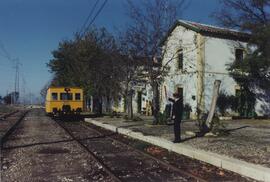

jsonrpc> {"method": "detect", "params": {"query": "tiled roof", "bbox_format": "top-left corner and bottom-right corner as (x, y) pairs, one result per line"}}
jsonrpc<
(160, 20), (251, 45)
(178, 20), (251, 41)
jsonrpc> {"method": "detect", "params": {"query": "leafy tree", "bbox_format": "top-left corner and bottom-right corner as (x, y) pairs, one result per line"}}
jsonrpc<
(40, 81), (51, 103)
(47, 28), (123, 113)
(216, 91), (238, 116)
(214, 0), (270, 115)
(213, 0), (269, 31)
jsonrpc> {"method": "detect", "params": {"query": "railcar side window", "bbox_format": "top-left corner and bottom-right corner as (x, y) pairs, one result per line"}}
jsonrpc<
(75, 93), (81, 100)
(51, 93), (58, 100)
(60, 93), (73, 100)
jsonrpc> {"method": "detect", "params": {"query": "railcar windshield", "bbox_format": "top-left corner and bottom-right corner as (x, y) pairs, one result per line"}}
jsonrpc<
(60, 93), (73, 100)
(75, 93), (81, 100)
(51, 93), (58, 100)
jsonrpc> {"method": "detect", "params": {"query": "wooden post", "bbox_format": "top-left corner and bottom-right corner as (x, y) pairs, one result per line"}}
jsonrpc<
(127, 90), (133, 119)
(206, 80), (221, 129)
(90, 96), (94, 112)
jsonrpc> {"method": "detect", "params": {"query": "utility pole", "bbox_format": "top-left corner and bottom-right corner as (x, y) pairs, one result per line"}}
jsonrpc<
(13, 59), (21, 105)
(14, 62), (18, 104)
(22, 76), (26, 106)
(6, 90), (8, 104)
(30, 92), (33, 105)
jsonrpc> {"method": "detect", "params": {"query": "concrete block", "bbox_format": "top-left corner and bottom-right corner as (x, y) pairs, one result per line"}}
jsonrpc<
(264, 172), (270, 182)
(192, 149), (222, 167)
(222, 157), (270, 181)
(148, 136), (173, 150)
(85, 119), (117, 132)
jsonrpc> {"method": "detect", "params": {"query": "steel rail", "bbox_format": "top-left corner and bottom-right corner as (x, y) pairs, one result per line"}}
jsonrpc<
(0, 110), (29, 148)
(54, 119), (122, 182)
(0, 110), (29, 182)
(0, 110), (19, 120)
(81, 122), (208, 182)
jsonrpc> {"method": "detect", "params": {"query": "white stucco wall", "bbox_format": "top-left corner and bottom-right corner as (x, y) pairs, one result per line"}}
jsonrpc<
(161, 26), (198, 115)
(253, 88), (270, 116)
(203, 37), (247, 110)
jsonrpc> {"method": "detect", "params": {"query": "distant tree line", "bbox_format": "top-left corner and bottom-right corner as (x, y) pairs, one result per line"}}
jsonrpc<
(0, 92), (19, 105)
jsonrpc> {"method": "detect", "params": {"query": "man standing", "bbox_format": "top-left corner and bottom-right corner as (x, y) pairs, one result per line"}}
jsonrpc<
(172, 92), (183, 143)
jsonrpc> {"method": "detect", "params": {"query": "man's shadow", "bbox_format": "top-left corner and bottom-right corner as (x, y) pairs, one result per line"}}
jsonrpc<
(180, 125), (250, 142)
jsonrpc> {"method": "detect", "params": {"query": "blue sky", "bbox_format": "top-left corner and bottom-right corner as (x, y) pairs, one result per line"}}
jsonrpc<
(0, 0), (220, 98)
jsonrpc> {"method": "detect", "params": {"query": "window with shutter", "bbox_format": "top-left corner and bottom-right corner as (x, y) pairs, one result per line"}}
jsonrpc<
(178, 49), (183, 70)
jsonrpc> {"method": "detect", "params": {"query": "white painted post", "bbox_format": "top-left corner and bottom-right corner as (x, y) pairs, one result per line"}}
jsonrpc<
(206, 80), (221, 129)
(90, 96), (94, 112)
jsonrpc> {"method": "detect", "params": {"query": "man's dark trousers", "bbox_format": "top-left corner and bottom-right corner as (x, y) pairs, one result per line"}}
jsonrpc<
(174, 119), (181, 141)
(172, 98), (183, 141)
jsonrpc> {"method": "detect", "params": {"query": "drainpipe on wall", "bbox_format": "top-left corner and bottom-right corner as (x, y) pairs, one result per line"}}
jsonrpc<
(196, 33), (206, 118)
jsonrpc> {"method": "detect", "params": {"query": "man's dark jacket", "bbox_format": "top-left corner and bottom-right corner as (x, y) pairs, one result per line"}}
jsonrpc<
(172, 98), (183, 121)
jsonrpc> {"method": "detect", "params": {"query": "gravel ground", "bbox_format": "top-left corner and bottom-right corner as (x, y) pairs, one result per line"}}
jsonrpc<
(0, 111), (25, 138)
(1, 109), (115, 182)
(0, 105), (15, 115)
(92, 116), (270, 168)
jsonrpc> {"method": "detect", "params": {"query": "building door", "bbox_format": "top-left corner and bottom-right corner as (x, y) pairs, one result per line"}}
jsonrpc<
(177, 87), (183, 98)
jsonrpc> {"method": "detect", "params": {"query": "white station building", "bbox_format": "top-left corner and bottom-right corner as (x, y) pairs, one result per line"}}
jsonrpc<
(160, 20), (268, 118)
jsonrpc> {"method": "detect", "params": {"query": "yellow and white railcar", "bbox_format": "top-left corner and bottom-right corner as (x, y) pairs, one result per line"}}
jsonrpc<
(45, 87), (83, 115)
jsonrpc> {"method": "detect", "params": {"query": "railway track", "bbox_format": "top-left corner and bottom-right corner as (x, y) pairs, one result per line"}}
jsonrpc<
(0, 109), (29, 182)
(0, 110), (18, 120)
(54, 118), (122, 182)
(0, 110), (28, 148)
(83, 123), (253, 182)
(56, 119), (207, 182)
(81, 123), (207, 182)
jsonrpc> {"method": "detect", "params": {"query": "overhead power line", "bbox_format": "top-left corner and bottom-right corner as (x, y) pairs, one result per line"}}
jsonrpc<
(81, 0), (108, 37)
(79, 0), (100, 36)
(0, 41), (12, 61)
(0, 40), (23, 104)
